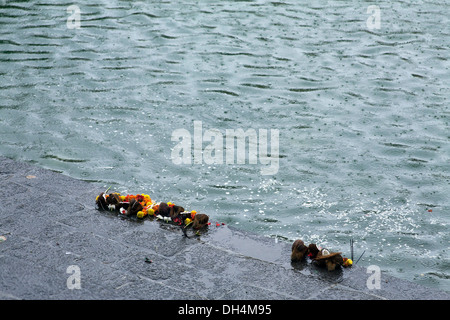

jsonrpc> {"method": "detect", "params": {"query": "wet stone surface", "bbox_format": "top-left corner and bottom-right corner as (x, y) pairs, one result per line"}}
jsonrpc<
(0, 156), (449, 300)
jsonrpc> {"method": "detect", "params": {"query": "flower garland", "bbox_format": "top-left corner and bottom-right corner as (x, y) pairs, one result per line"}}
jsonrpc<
(95, 191), (224, 232)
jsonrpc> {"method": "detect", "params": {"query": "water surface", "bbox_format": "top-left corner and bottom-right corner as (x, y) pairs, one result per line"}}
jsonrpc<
(0, 0), (449, 292)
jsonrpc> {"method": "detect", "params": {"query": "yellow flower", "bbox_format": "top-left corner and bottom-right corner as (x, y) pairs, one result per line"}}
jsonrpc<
(147, 208), (155, 216)
(137, 211), (145, 219)
(120, 196), (126, 201)
(185, 218), (192, 225)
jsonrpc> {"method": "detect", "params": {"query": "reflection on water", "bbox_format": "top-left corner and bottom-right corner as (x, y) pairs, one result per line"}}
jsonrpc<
(0, 0), (449, 292)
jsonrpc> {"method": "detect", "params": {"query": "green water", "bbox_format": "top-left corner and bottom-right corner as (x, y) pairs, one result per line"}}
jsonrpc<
(0, 0), (449, 292)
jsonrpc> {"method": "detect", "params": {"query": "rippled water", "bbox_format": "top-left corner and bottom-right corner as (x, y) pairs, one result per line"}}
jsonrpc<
(1, 0), (449, 292)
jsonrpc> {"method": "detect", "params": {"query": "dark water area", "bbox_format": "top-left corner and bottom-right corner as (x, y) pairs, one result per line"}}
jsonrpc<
(0, 0), (449, 292)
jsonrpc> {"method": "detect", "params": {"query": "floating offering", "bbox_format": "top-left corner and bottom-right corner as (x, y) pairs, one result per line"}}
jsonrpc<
(94, 190), (224, 237)
(291, 240), (353, 271)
